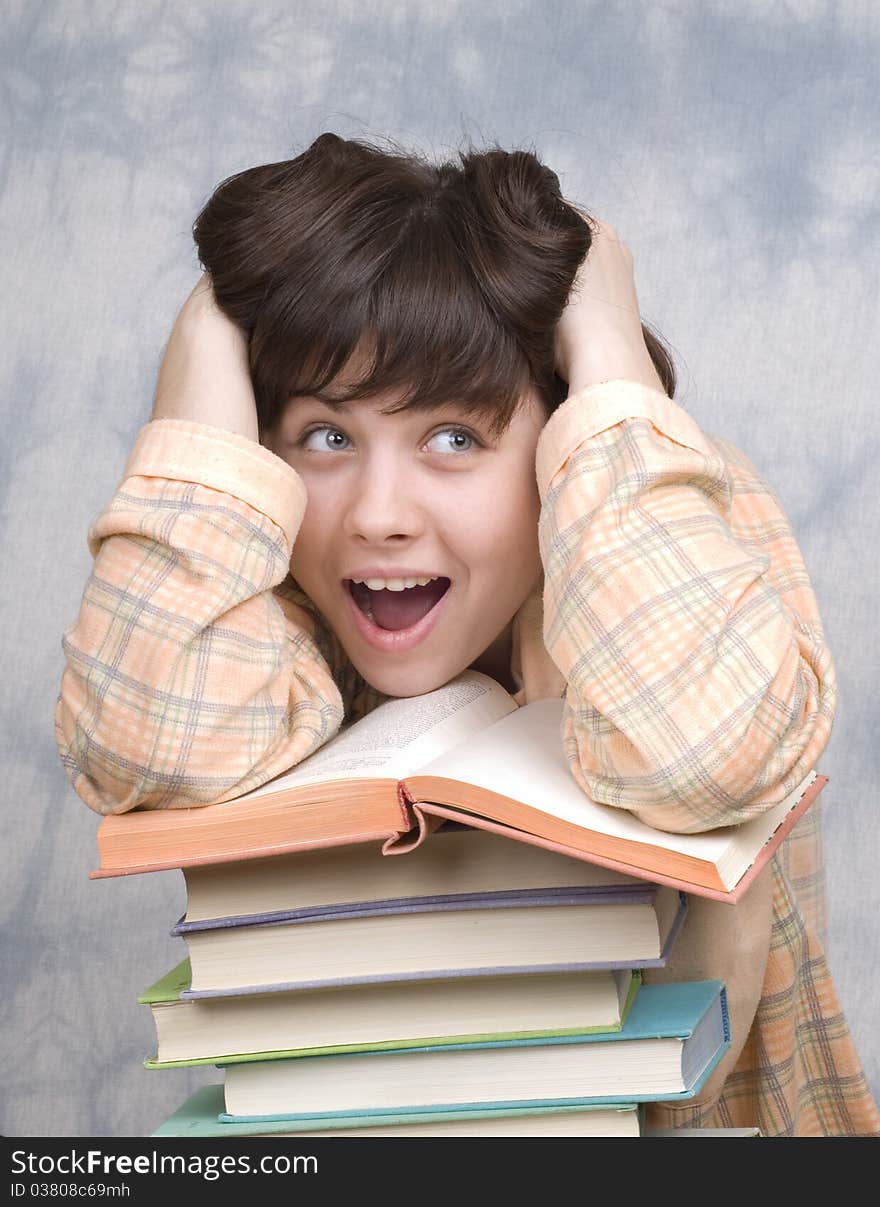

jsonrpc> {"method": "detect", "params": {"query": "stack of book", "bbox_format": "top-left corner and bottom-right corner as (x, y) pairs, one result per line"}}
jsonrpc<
(89, 671), (824, 1138)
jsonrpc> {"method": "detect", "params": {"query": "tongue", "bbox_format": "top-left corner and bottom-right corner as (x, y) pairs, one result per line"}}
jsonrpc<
(359, 580), (449, 631)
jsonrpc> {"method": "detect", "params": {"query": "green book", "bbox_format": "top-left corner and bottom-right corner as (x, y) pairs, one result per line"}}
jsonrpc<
(139, 958), (641, 1068)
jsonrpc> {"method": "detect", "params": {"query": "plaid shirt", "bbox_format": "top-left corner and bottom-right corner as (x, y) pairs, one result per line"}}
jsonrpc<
(56, 381), (879, 1136)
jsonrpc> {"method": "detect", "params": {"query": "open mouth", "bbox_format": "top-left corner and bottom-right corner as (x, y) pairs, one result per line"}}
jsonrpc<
(346, 577), (452, 632)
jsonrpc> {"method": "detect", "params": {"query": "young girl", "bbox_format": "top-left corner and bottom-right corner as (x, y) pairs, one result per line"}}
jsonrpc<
(55, 132), (879, 1137)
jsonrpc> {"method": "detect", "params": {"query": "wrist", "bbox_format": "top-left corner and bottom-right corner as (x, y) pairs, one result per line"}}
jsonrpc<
(565, 345), (665, 397)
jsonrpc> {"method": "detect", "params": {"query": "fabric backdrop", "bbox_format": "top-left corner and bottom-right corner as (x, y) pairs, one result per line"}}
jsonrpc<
(2, 0), (877, 1137)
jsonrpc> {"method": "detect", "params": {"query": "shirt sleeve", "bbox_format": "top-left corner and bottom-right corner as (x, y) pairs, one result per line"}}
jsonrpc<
(54, 418), (344, 815)
(535, 380), (837, 834)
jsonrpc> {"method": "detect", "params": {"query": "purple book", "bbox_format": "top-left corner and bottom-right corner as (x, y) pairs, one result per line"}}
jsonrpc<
(170, 887), (688, 1000)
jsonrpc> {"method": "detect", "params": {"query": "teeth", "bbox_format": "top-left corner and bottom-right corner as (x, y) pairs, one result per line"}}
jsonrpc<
(353, 576), (438, 591)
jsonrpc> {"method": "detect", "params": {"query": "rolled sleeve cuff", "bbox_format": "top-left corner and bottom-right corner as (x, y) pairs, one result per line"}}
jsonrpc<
(121, 418), (307, 548)
(535, 379), (715, 498)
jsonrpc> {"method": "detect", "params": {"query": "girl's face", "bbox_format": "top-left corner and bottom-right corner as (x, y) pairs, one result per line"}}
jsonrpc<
(266, 388), (548, 698)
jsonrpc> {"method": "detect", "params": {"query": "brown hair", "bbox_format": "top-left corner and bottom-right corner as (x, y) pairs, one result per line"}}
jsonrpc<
(192, 132), (676, 440)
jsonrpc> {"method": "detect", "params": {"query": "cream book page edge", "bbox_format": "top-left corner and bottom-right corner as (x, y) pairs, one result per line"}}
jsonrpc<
(411, 699), (817, 884)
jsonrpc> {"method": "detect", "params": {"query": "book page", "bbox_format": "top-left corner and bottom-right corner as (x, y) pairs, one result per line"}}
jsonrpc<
(243, 672), (517, 799)
(414, 699), (816, 880)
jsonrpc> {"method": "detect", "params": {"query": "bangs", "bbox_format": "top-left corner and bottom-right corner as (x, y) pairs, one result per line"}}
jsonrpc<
(199, 136), (674, 446)
(255, 196), (560, 439)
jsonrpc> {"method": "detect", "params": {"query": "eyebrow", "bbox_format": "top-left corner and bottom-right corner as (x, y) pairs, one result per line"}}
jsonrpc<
(289, 393), (474, 418)
(288, 393), (353, 413)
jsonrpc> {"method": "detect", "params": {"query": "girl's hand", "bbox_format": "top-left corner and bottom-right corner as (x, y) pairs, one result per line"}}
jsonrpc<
(554, 214), (665, 395)
(151, 272), (260, 441)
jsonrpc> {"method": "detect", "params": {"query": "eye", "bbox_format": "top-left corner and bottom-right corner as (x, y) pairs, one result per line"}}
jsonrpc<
(297, 425), (351, 452)
(425, 426), (481, 455)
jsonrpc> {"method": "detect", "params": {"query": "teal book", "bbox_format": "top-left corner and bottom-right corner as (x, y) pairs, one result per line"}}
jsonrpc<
(153, 1084), (643, 1137)
(218, 980), (729, 1121)
(139, 959), (641, 1068)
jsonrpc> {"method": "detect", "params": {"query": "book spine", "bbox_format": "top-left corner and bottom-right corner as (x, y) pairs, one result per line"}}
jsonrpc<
(380, 782), (438, 855)
(659, 893), (689, 962)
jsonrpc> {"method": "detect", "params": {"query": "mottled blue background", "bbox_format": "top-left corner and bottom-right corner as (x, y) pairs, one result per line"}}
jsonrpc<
(2, 0), (877, 1135)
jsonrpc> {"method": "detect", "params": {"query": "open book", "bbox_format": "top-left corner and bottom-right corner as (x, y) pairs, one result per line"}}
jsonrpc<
(91, 671), (825, 902)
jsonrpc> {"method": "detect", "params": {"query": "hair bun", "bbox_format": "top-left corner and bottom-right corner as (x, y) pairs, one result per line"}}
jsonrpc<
(453, 147), (592, 368)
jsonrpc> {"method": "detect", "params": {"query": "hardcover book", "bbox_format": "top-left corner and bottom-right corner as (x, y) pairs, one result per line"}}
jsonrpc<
(218, 979), (730, 1119)
(139, 960), (641, 1067)
(177, 824), (659, 927)
(91, 672), (824, 903)
(172, 883), (686, 996)
(152, 1084), (643, 1137)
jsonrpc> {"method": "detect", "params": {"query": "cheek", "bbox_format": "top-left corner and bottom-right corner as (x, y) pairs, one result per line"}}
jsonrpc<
(496, 472), (541, 543)
(462, 482), (542, 579)
(288, 494), (333, 583)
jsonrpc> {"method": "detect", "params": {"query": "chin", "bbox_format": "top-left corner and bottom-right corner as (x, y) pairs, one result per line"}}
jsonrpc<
(356, 659), (469, 700)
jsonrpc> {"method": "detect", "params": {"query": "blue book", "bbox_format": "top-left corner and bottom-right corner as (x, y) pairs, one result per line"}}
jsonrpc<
(218, 980), (729, 1121)
(152, 1084), (643, 1137)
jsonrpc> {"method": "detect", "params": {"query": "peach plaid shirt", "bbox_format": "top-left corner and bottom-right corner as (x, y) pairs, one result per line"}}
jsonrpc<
(56, 381), (879, 1136)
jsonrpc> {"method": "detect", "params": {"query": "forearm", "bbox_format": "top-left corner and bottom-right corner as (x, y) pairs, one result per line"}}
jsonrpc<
(554, 216), (667, 399)
(537, 381), (836, 833)
(56, 420), (343, 814)
(151, 274), (260, 441)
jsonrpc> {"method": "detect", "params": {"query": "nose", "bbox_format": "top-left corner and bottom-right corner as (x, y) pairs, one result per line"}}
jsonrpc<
(342, 455), (426, 545)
